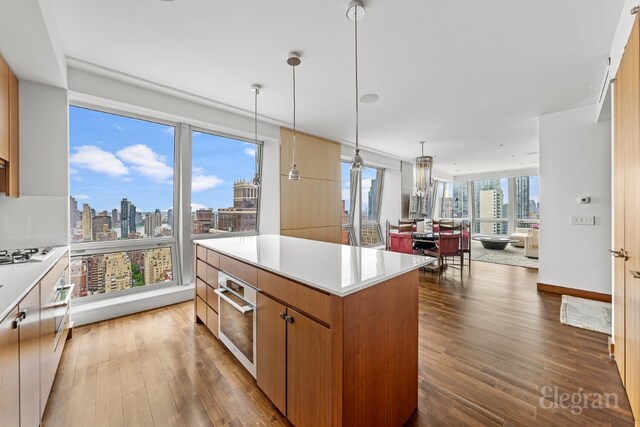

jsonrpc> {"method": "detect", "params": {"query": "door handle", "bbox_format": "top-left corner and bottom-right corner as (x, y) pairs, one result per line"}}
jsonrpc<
(610, 249), (628, 260)
(631, 270), (640, 279)
(12, 310), (26, 329)
(285, 315), (295, 324)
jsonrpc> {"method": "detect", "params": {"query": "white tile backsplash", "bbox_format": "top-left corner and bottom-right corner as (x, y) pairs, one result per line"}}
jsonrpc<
(0, 195), (69, 249)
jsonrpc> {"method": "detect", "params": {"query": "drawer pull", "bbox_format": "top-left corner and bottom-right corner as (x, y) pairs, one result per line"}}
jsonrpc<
(631, 270), (640, 279)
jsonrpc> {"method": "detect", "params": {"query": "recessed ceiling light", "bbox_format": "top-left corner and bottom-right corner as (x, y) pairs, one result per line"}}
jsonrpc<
(526, 151), (538, 155)
(511, 155), (516, 157)
(360, 93), (379, 103)
(499, 144), (504, 147)
(161, 0), (175, 2)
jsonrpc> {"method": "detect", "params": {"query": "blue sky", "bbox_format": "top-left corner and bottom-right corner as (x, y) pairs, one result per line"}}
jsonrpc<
(341, 162), (378, 214)
(69, 106), (256, 213)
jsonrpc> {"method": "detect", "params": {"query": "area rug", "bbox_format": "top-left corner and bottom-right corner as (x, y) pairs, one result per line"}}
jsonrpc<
(560, 295), (611, 335)
(469, 240), (538, 269)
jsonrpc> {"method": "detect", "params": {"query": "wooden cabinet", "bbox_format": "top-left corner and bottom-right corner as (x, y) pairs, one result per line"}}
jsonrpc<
(257, 294), (331, 426)
(194, 244), (221, 338)
(0, 306), (20, 427)
(256, 293), (287, 414)
(19, 284), (41, 427)
(0, 55), (19, 197)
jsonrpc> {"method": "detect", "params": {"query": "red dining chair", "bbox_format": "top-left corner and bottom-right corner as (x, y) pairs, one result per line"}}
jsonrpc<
(425, 233), (461, 282)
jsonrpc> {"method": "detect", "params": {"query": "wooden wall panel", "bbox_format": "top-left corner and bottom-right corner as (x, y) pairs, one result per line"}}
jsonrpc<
(280, 128), (341, 181)
(280, 127), (342, 244)
(0, 57), (8, 162)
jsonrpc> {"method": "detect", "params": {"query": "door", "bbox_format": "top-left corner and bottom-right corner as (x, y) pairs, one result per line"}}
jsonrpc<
(0, 306), (20, 427)
(614, 14), (640, 421)
(286, 307), (330, 427)
(623, 17), (640, 419)
(19, 284), (41, 427)
(256, 293), (286, 414)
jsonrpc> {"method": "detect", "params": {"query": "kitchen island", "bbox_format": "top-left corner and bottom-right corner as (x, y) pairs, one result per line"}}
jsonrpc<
(194, 234), (434, 427)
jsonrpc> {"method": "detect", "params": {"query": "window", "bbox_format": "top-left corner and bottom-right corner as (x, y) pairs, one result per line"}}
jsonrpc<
(472, 178), (509, 235)
(433, 181), (469, 219)
(70, 246), (174, 299)
(341, 162), (384, 246)
(515, 175), (540, 228)
(191, 130), (261, 235)
(69, 106), (175, 242)
(68, 106), (177, 300)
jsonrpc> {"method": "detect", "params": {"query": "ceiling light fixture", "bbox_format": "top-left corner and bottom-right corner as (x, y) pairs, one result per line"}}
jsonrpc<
(414, 141), (433, 198)
(251, 84), (262, 186)
(360, 93), (379, 103)
(287, 52), (301, 181)
(347, 0), (365, 172)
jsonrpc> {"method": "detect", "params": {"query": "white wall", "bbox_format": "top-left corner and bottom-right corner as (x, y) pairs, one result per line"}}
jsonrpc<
(0, 80), (69, 248)
(538, 104), (612, 294)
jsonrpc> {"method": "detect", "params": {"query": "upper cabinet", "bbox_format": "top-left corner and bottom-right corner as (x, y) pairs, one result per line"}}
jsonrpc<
(0, 55), (19, 197)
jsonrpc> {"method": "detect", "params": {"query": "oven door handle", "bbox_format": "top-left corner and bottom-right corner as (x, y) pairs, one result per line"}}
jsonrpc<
(52, 284), (75, 309)
(214, 287), (254, 314)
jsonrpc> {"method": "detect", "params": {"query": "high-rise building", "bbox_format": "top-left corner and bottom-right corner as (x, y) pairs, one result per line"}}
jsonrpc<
(479, 189), (504, 235)
(88, 254), (105, 294)
(91, 212), (112, 240)
(154, 209), (162, 236)
(81, 203), (92, 241)
(193, 209), (214, 234)
(69, 196), (78, 228)
(112, 208), (119, 224)
(103, 252), (133, 293)
(367, 178), (379, 221)
(216, 180), (258, 232)
(144, 212), (162, 237)
(144, 248), (173, 285)
(129, 203), (137, 237)
(70, 257), (88, 298)
(451, 183), (468, 218)
(167, 208), (173, 227)
(121, 198), (130, 238)
(515, 176), (530, 220)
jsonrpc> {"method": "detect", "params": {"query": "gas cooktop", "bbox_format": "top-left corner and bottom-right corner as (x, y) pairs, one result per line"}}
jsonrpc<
(0, 247), (54, 265)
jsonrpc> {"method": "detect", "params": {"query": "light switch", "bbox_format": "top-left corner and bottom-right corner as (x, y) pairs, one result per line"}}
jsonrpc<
(570, 216), (595, 225)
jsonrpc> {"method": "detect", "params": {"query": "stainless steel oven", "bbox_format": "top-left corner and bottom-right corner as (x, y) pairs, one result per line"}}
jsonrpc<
(51, 271), (73, 351)
(215, 272), (257, 377)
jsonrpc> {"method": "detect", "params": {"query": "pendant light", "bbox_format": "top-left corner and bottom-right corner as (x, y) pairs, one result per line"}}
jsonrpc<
(347, 0), (365, 171)
(414, 141), (433, 197)
(287, 52), (301, 181)
(251, 84), (262, 186)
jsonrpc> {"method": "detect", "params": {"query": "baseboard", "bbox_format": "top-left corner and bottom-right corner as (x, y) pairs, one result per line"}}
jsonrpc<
(536, 282), (612, 303)
(71, 284), (195, 326)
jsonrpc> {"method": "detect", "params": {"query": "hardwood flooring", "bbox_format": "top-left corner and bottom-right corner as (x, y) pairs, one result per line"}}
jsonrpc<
(42, 261), (635, 427)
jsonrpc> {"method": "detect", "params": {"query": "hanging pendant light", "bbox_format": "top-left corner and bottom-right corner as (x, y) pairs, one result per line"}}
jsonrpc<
(347, 0), (365, 171)
(287, 52), (301, 181)
(414, 141), (433, 197)
(251, 84), (262, 186)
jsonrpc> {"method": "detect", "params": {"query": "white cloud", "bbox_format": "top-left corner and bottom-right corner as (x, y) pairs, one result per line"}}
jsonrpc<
(191, 203), (209, 211)
(243, 147), (256, 157)
(163, 127), (174, 135)
(116, 144), (173, 182)
(74, 194), (90, 200)
(69, 168), (79, 175)
(113, 124), (125, 131)
(192, 172), (223, 192)
(70, 145), (129, 177)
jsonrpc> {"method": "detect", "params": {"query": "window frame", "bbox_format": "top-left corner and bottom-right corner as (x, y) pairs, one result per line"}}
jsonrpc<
(189, 125), (264, 238)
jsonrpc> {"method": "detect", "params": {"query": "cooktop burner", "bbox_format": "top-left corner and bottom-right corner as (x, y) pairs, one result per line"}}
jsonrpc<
(0, 247), (53, 265)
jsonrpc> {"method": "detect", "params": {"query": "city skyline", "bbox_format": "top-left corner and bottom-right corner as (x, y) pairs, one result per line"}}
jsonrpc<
(69, 106), (258, 213)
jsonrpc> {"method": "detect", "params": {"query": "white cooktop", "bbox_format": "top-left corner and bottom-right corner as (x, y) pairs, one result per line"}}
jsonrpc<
(196, 234), (434, 297)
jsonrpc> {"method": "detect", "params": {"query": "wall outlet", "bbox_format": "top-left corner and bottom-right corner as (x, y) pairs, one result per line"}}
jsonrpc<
(570, 216), (595, 225)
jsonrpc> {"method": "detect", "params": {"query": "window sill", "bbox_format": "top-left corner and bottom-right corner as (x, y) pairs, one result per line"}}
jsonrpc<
(71, 284), (194, 326)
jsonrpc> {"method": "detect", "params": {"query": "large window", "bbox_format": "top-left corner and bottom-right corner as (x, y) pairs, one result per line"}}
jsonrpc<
(191, 130), (261, 235)
(515, 175), (540, 228)
(69, 106), (177, 300)
(341, 162), (384, 246)
(69, 106), (175, 242)
(433, 181), (469, 219)
(472, 178), (509, 235)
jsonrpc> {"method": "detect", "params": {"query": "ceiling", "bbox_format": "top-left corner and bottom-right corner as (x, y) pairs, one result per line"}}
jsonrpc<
(50, 0), (623, 175)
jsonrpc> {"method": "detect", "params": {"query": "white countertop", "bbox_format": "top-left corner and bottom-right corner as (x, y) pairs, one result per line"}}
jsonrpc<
(0, 247), (68, 321)
(197, 235), (434, 296)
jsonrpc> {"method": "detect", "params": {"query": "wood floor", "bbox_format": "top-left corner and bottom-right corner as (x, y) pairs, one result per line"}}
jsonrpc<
(42, 261), (635, 427)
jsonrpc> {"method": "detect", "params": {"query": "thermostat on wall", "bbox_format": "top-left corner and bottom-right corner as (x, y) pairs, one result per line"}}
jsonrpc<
(578, 196), (591, 204)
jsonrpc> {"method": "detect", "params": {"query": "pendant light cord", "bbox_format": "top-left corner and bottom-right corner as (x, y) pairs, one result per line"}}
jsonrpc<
(254, 89), (259, 179)
(292, 64), (297, 166)
(354, 7), (359, 152)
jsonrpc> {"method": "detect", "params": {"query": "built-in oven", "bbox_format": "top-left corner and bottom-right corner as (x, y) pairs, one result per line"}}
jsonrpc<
(50, 269), (74, 351)
(215, 272), (257, 377)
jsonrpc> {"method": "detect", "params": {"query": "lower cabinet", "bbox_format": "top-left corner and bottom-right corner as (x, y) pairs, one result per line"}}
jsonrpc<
(19, 284), (41, 427)
(256, 293), (331, 426)
(0, 306), (20, 427)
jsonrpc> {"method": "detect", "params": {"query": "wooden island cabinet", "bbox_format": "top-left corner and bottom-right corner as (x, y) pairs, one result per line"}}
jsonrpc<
(195, 235), (433, 427)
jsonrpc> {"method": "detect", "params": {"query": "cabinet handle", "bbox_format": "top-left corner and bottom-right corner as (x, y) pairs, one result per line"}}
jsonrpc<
(279, 312), (287, 320)
(285, 315), (295, 324)
(12, 310), (26, 329)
